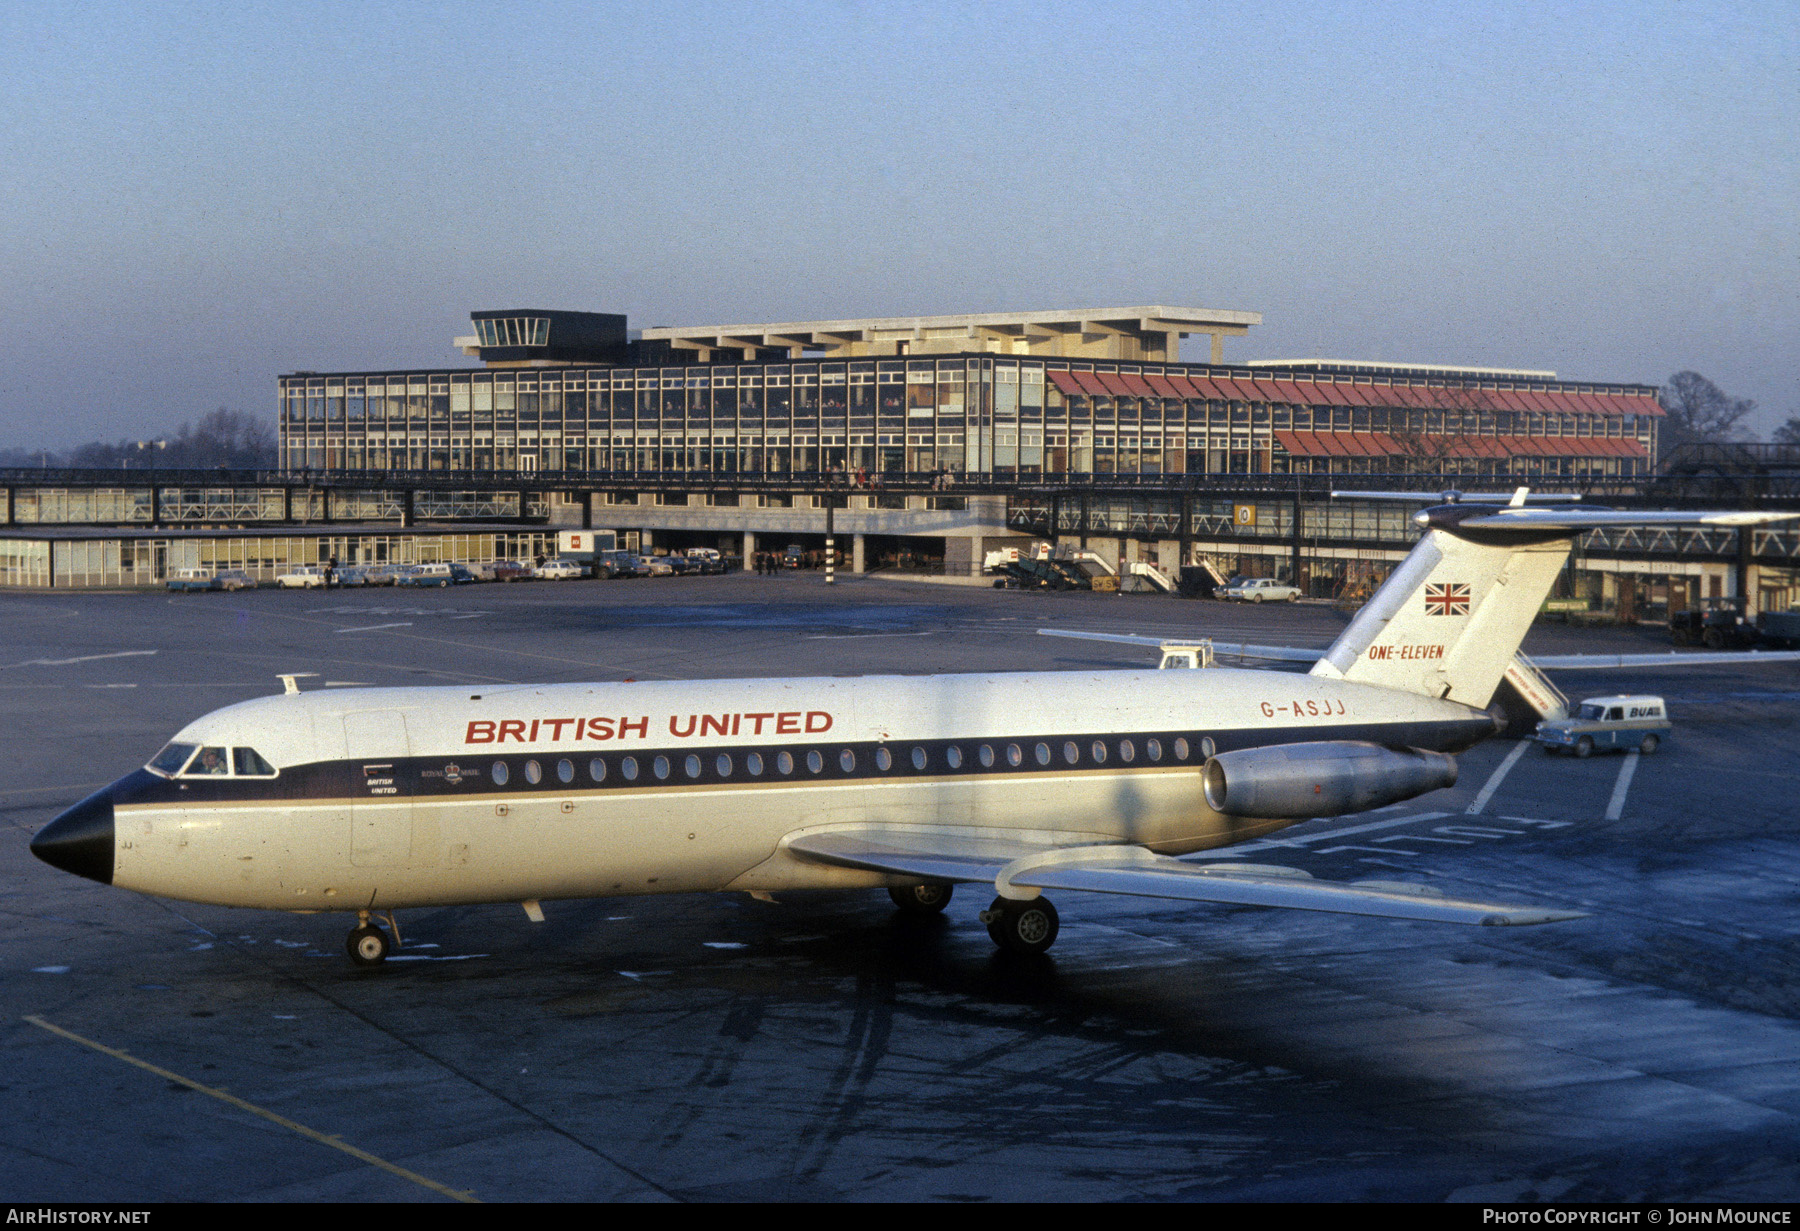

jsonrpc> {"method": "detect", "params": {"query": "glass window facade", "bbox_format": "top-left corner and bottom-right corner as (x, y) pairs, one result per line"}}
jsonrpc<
(281, 358), (1659, 482)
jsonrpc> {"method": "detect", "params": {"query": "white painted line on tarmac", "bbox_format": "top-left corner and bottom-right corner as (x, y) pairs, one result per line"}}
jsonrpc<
(1605, 750), (1640, 821)
(1186, 812), (1452, 858)
(1466, 739), (1532, 815)
(9, 650), (158, 668)
(335, 623), (414, 634)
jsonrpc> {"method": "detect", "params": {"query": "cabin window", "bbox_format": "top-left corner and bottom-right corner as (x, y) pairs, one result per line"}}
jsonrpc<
(1007, 744), (1022, 767)
(1036, 742), (1051, 766)
(876, 747), (892, 771)
(946, 746), (963, 769)
(148, 742), (198, 776)
(1063, 741), (1080, 765)
(653, 756), (671, 780)
(978, 745), (994, 767)
(1146, 739), (1163, 762)
(588, 758), (607, 782)
(911, 747), (927, 770)
(777, 752), (794, 775)
(746, 752), (765, 775)
(839, 750), (855, 772)
(233, 748), (277, 776)
(491, 761), (509, 785)
(621, 757), (640, 781)
(1090, 740), (1108, 763)
(716, 754), (733, 776)
(685, 755), (702, 778)
(1175, 738), (1192, 760)
(524, 760), (542, 785)
(1606, 707), (1623, 721)
(806, 750), (824, 774)
(1200, 737), (1216, 758)
(556, 758), (574, 784)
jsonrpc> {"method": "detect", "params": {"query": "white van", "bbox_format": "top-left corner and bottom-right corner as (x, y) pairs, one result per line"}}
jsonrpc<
(276, 566), (327, 589)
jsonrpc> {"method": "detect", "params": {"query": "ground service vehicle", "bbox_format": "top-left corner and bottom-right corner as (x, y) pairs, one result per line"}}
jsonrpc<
(1535, 695), (1671, 757)
(33, 491), (1800, 967)
(165, 568), (218, 593)
(1670, 597), (1759, 649)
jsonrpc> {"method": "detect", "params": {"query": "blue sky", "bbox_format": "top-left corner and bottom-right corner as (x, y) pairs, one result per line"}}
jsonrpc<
(1, 0), (1793, 446)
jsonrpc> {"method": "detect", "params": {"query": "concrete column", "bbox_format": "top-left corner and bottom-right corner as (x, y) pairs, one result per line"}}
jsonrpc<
(853, 533), (866, 574)
(743, 530), (756, 566)
(968, 535), (984, 577)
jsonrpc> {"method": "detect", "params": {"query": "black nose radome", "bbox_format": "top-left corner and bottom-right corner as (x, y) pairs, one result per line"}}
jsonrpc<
(32, 788), (115, 885)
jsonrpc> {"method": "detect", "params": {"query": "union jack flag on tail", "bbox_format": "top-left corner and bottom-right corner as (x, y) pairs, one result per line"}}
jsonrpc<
(1424, 582), (1470, 616)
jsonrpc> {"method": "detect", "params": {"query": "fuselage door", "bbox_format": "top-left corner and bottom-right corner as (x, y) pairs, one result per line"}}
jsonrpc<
(344, 711), (417, 868)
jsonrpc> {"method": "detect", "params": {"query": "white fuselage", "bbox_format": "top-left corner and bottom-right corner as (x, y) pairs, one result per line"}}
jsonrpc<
(107, 669), (1491, 913)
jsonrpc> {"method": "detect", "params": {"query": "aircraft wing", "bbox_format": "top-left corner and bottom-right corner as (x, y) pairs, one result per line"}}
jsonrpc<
(785, 829), (1583, 927)
(1526, 650), (1800, 669)
(1038, 628), (1800, 673)
(1035, 628), (1325, 663)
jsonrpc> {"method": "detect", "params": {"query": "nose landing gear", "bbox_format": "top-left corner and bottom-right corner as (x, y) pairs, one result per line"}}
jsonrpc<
(346, 910), (399, 967)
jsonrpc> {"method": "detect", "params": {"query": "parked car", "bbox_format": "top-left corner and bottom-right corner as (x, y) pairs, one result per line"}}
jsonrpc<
(1535, 695), (1671, 757)
(685, 548), (728, 575)
(331, 566), (368, 587)
(216, 569), (256, 592)
(534, 559), (585, 580)
(397, 563), (472, 587)
(643, 556), (676, 577)
(276, 566), (328, 589)
(1221, 577), (1300, 603)
(166, 568), (218, 593)
(491, 560), (533, 583)
(359, 564), (400, 586)
(596, 550), (645, 578)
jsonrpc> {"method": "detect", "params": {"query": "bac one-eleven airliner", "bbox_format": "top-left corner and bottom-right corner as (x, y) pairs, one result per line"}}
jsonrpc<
(31, 492), (1800, 965)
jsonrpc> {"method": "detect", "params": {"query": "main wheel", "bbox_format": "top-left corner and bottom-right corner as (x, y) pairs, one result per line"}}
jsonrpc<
(984, 895), (1060, 955)
(346, 923), (391, 967)
(889, 883), (954, 914)
(1639, 733), (1660, 754)
(1575, 736), (1595, 759)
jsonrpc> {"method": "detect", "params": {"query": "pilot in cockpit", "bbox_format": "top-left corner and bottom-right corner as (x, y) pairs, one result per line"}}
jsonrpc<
(196, 748), (229, 775)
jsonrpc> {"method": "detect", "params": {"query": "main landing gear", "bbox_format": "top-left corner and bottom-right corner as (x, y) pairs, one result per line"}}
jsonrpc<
(979, 895), (1060, 956)
(888, 882), (954, 914)
(346, 910), (399, 967)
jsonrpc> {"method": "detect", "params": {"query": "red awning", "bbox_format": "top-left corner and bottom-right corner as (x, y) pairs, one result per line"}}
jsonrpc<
(1145, 374), (1184, 399)
(1047, 371), (1084, 397)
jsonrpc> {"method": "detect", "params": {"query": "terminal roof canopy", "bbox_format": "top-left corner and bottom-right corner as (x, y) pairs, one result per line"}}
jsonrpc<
(639, 306), (1263, 363)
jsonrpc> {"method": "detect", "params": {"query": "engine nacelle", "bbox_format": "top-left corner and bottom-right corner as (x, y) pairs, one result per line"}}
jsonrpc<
(1201, 740), (1457, 819)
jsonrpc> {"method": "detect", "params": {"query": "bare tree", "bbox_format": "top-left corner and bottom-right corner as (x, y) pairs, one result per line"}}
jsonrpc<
(9, 409), (277, 471)
(1660, 372), (1756, 448)
(1773, 416), (1800, 446)
(1384, 385), (1498, 478)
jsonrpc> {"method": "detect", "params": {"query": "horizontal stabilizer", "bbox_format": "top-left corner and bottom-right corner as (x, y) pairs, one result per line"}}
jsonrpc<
(1445, 507), (1800, 531)
(1036, 628), (1324, 663)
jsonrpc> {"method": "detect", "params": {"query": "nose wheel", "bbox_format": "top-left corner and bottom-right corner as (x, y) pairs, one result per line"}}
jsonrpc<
(346, 910), (398, 967)
(981, 895), (1060, 955)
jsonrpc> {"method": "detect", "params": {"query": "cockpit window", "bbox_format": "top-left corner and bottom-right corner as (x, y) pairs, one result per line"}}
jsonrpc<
(148, 742), (198, 776)
(187, 747), (231, 776)
(233, 747), (277, 777)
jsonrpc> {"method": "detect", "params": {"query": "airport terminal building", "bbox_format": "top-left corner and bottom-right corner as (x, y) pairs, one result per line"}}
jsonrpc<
(277, 307), (1661, 482)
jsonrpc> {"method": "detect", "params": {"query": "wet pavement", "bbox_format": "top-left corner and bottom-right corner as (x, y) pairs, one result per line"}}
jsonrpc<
(3, 574), (1798, 1201)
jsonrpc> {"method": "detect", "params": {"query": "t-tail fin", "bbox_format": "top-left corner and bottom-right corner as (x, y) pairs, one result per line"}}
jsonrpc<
(1309, 525), (1570, 706)
(1310, 495), (1800, 707)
